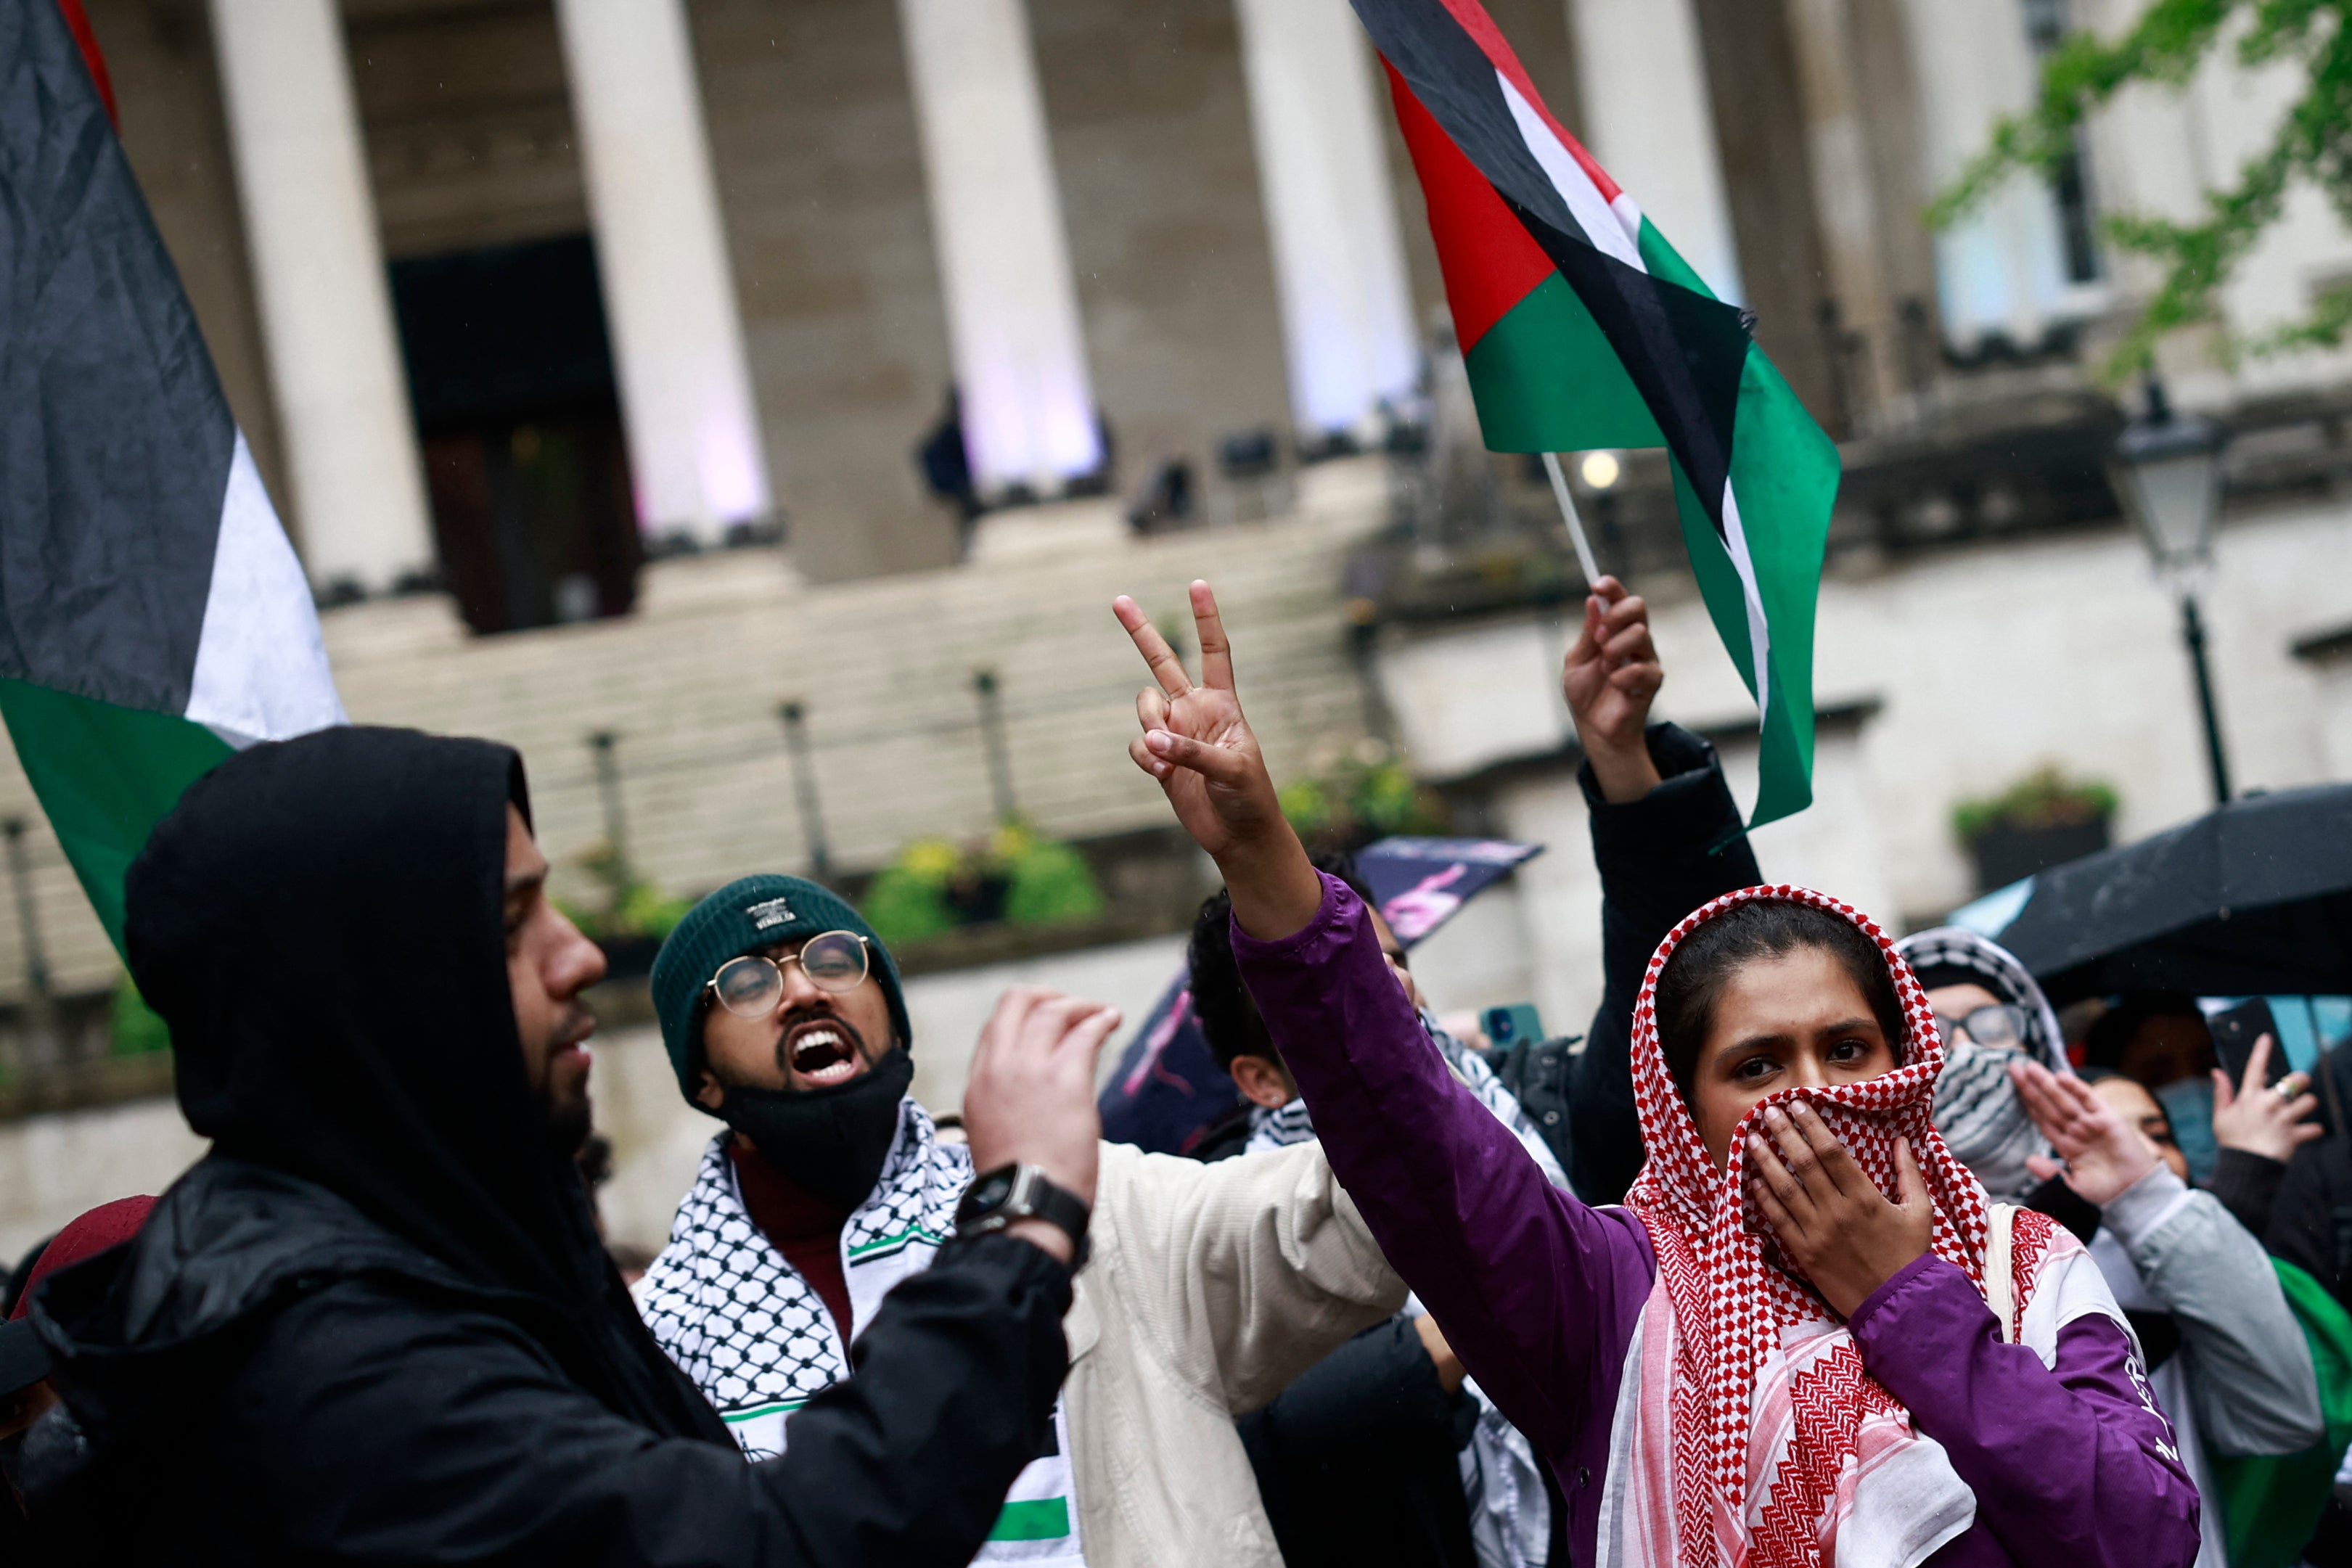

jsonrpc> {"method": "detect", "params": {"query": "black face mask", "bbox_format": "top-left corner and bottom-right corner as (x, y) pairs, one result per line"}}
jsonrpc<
(720, 1046), (915, 1212)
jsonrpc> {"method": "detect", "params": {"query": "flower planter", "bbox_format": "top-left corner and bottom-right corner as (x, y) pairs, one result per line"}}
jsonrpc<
(596, 935), (663, 981)
(1967, 817), (2110, 893)
(943, 872), (1011, 928)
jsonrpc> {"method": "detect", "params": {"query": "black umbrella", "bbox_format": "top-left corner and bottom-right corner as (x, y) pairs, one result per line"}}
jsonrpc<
(1960, 783), (2352, 1005)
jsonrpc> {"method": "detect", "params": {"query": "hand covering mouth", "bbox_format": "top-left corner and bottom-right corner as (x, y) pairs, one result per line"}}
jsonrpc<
(782, 1016), (866, 1087)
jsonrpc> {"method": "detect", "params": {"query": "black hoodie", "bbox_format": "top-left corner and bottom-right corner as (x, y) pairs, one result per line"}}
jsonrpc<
(1568, 723), (1763, 1202)
(22, 726), (1071, 1567)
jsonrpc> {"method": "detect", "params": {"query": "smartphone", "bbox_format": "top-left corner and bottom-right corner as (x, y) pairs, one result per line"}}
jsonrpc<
(2210, 998), (2287, 1090)
(1483, 1003), (1544, 1048)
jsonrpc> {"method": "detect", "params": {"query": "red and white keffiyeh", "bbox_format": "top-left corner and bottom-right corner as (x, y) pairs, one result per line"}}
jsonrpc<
(1615, 885), (2080, 1568)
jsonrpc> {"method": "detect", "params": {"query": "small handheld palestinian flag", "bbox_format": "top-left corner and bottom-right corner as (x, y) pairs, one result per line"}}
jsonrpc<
(1, 0), (343, 948)
(1353, 0), (1839, 826)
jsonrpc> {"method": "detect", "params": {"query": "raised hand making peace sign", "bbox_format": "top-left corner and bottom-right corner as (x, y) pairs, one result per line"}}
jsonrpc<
(1112, 582), (1322, 940)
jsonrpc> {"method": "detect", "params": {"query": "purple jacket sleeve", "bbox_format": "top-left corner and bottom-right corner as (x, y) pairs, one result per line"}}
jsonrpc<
(1850, 1255), (2201, 1568)
(1232, 876), (1654, 1474)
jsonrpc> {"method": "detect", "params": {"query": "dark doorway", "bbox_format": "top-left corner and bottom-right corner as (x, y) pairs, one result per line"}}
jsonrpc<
(390, 234), (641, 634)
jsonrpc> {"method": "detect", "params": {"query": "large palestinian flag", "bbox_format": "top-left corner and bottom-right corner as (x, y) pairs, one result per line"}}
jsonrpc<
(1, 0), (343, 948)
(1354, 0), (1838, 826)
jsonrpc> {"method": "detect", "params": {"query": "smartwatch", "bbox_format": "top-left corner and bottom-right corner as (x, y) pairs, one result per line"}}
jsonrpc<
(956, 1162), (1091, 1268)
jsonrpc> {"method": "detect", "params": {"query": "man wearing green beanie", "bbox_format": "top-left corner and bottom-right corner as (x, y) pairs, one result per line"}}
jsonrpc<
(638, 873), (1409, 1568)
(648, 874), (918, 1212)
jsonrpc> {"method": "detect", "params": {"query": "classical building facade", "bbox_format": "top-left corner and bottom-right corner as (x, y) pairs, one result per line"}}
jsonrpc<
(81, 0), (2352, 590)
(115, 0), (2348, 594)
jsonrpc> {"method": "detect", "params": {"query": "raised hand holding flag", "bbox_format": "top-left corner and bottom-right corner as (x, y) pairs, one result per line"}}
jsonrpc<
(1353, 0), (1837, 826)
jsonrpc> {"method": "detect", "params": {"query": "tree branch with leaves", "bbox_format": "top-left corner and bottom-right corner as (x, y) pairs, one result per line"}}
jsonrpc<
(1930, 0), (2352, 379)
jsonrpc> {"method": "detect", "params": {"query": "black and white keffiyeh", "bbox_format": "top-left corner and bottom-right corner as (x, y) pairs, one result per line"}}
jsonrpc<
(1242, 1097), (1316, 1152)
(1247, 1011), (1570, 1192)
(640, 1096), (968, 1421)
(1897, 925), (2071, 1201)
(639, 1100), (1089, 1564)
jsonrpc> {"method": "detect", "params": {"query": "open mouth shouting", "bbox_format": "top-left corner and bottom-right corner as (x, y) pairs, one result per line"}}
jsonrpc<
(779, 1012), (868, 1088)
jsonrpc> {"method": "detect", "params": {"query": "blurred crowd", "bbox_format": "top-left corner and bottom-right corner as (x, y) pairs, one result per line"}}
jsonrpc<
(3, 577), (2348, 1568)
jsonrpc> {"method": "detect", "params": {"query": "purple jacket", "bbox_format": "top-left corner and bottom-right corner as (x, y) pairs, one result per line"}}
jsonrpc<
(1237, 874), (2201, 1568)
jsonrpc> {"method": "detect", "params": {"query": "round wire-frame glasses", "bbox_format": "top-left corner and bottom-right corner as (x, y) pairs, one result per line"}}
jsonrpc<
(706, 931), (872, 1018)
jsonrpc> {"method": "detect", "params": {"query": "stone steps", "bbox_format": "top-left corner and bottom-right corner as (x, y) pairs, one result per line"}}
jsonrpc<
(0, 459), (1391, 1001)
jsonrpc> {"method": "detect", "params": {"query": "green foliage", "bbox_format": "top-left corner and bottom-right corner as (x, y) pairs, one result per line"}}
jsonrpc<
(1003, 838), (1106, 927)
(111, 977), (170, 1057)
(1932, 0), (2352, 379)
(1354, 762), (1425, 829)
(1279, 744), (1449, 852)
(615, 882), (694, 941)
(862, 824), (1105, 943)
(1277, 778), (1334, 840)
(863, 837), (962, 945)
(1954, 765), (2121, 842)
(568, 838), (693, 942)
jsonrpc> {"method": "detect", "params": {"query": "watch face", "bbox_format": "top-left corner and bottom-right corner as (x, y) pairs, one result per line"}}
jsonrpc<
(970, 1170), (1015, 1211)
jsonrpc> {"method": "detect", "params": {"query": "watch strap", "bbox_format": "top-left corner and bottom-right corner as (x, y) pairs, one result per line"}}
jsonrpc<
(957, 1162), (1091, 1266)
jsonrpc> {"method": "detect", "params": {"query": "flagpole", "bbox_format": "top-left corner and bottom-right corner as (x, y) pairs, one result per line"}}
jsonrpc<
(1540, 452), (1602, 586)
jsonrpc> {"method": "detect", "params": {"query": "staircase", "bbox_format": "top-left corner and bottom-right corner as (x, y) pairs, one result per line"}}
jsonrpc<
(0, 459), (1395, 1001)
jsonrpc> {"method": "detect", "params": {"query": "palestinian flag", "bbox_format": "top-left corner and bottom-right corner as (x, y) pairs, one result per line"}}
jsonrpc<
(1353, 0), (1838, 826)
(1, 0), (343, 948)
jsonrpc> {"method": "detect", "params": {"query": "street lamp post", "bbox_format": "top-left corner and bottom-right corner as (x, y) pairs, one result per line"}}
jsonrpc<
(587, 729), (632, 877)
(776, 701), (832, 880)
(2108, 382), (2232, 805)
(972, 670), (1017, 824)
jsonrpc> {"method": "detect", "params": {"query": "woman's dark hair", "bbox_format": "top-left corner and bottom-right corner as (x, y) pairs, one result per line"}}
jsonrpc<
(1652, 900), (1906, 1101)
(1188, 852), (1374, 1075)
(2081, 990), (2202, 1072)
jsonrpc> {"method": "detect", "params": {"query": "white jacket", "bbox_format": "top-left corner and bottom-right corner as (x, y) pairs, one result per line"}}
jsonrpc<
(639, 1121), (1405, 1568)
(1065, 1138), (1408, 1567)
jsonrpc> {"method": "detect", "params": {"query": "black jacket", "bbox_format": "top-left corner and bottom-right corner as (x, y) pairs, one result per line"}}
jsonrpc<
(23, 727), (1071, 1567)
(1237, 1318), (1478, 1568)
(2209, 1146), (2290, 1244)
(1568, 724), (1762, 1204)
(28, 1158), (1068, 1567)
(2265, 1133), (2352, 1312)
(1481, 1033), (1581, 1178)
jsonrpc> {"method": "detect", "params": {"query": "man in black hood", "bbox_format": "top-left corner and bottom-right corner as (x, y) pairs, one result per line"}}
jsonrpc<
(19, 726), (1105, 1567)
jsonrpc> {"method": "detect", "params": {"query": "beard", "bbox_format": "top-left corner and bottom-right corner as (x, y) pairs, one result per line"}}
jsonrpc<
(541, 1078), (593, 1160)
(538, 1001), (597, 1159)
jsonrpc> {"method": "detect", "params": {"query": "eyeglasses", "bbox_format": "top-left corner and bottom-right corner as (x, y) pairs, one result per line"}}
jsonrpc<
(1935, 1003), (2031, 1051)
(705, 932), (872, 1018)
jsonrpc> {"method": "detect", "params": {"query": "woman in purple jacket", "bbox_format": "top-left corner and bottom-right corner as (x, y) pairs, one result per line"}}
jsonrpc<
(1110, 583), (2200, 1568)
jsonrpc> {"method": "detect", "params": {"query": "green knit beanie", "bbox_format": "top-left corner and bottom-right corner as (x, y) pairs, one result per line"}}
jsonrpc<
(649, 874), (911, 1102)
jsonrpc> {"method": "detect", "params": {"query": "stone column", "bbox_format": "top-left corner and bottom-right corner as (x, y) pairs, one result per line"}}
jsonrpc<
(1898, 0), (2075, 349)
(556, 0), (772, 549)
(899, 0), (1101, 498)
(1781, 0), (1899, 409)
(1234, 0), (1419, 445)
(208, 0), (433, 595)
(1565, 0), (1745, 304)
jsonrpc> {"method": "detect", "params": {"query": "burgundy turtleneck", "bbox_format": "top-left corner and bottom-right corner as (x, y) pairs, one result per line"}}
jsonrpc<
(726, 1138), (854, 1342)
